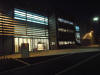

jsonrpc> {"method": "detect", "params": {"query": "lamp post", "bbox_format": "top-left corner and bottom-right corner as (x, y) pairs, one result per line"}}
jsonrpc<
(91, 16), (99, 45)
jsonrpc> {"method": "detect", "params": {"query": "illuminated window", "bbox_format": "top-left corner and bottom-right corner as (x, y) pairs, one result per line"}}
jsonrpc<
(76, 33), (80, 38)
(58, 18), (73, 25)
(14, 9), (27, 21)
(14, 8), (48, 25)
(75, 26), (80, 31)
(59, 41), (64, 45)
(75, 33), (80, 43)
(51, 42), (55, 45)
(58, 28), (74, 33)
(59, 41), (75, 45)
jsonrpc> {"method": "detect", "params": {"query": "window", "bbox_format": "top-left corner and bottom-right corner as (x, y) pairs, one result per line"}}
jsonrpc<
(75, 26), (80, 31)
(75, 32), (81, 43)
(58, 18), (73, 25)
(14, 9), (27, 21)
(58, 28), (74, 33)
(59, 41), (75, 45)
(76, 33), (80, 38)
(14, 8), (48, 25)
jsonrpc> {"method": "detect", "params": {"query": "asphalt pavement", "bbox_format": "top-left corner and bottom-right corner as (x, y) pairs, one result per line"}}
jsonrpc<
(0, 51), (100, 75)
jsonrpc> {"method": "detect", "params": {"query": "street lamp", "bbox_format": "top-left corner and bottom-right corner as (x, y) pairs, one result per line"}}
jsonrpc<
(91, 16), (99, 45)
(93, 17), (99, 22)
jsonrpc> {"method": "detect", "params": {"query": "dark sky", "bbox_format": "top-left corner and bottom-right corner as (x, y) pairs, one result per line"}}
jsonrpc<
(10, 0), (100, 23)
(1, 0), (100, 33)
(3, 0), (100, 17)
(51, 0), (100, 16)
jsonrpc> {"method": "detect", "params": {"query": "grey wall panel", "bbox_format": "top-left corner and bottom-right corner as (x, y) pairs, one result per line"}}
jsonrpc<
(48, 14), (58, 50)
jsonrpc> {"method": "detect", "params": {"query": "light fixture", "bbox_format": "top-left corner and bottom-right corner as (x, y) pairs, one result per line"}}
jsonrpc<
(93, 17), (99, 22)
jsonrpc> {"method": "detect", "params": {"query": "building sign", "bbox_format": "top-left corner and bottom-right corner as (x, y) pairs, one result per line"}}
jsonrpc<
(58, 18), (74, 25)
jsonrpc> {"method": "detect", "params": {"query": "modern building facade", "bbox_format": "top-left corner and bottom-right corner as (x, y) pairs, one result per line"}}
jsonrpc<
(49, 13), (80, 50)
(0, 3), (80, 56)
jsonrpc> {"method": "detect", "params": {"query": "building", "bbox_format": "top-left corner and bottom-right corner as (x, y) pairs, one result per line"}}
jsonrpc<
(49, 13), (80, 49)
(80, 15), (100, 45)
(0, 2), (80, 56)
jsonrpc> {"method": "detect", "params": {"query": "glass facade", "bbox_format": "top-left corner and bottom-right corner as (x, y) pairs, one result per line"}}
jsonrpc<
(14, 9), (27, 21)
(13, 8), (49, 53)
(56, 17), (76, 49)
(0, 11), (49, 53)
(14, 8), (48, 25)
(0, 7), (80, 55)
(15, 38), (49, 53)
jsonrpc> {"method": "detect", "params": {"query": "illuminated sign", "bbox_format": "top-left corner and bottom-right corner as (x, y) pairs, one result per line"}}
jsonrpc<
(58, 18), (74, 25)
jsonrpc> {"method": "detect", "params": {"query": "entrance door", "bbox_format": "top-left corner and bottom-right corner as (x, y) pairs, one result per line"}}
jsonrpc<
(15, 38), (33, 53)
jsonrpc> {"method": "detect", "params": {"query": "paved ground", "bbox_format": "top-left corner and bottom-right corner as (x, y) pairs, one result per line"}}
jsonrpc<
(0, 46), (100, 75)
(56, 52), (100, 75)
(0, 46), (100, 59)
(0, 50), (100, 75)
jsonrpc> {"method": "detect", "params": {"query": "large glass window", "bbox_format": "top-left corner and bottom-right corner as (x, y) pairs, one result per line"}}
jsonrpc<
(14, 9), (27, 21)
(14, 38), (49, 53)
(14, 8), (48, 25)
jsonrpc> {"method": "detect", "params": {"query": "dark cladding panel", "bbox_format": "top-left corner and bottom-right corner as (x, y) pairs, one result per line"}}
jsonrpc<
(0, 9), (15, 55)
(49, 14), (58, 50)
(3, 36), (14, 55)
(0, 37), (3, 55)
(0, 36), (14, 56)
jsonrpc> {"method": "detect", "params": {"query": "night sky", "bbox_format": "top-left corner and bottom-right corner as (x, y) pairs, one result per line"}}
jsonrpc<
(1, 0), (100, 33)
(12, 0), (100, 22)
(2, 0), (100, 18)
(16, 0), (100, 33)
